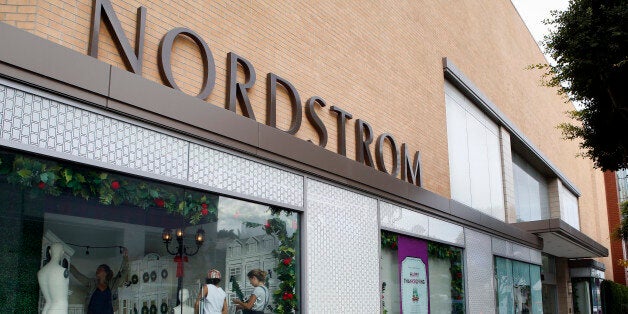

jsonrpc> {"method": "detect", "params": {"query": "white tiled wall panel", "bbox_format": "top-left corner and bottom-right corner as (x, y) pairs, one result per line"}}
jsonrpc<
(379, 201), (465, 246)
(306, 179), (379, 313)
(512, 243), (532, 262)
(380, 201), (428, 237)
(0, 83), (189, 180)
(529, 249), (542, 265)
(465, 229), (496, 314)
(0, 80), (304, 209)
(429, 217), (465, 245)
(492, 237), (513, 257)
(188, 143), (304, 207)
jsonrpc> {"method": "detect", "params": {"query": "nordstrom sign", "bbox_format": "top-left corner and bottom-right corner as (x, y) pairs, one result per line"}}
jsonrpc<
(89, 0), (423, 186)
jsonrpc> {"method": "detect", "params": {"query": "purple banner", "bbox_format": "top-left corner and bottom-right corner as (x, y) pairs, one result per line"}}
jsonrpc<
(397, 235), (429, 313)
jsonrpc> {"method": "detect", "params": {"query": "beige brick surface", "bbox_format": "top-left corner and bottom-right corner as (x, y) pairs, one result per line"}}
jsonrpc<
(1, 0), (612, 277)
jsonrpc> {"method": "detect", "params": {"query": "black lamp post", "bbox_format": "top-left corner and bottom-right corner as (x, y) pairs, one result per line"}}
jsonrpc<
(162, 228), (205, 305)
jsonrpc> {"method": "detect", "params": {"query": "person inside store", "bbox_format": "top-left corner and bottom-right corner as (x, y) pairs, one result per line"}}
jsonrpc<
(69, 247), (129, 314)
(231, 269), (269, 314)
(195, 269), (227, 314)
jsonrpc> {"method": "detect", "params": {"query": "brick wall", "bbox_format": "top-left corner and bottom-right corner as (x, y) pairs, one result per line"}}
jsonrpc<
(604, 171), (626, 285)
(1, 0), (37, 31)
(1, 0), (612, 274)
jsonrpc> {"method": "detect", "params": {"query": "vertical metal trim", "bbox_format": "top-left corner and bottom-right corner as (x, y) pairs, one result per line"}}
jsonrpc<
(300, 177), (308, 314)
(377, 199), (383, 314)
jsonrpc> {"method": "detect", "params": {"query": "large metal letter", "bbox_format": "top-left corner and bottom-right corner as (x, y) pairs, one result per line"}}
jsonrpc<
(305, 97), (328, 148)
(227, 52), (256, 120)
(401, 144), (422, 187)
(267, 73), (302, 135)
(89, 0), (146, 74)
(330, 106), (353, 156)
(355, 119), (375, 167)
(375, 133), (400, 177)
(158, 28), (216, 100)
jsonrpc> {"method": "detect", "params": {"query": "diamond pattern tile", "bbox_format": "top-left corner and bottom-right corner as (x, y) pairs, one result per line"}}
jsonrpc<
(188, 143), (304, 207)
(0, 83), (188, 180)
(465, 229), (496, 313)
(306, 179), (379, 313)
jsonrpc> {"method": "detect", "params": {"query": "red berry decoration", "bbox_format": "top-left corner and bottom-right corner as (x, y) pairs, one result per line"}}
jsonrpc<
(201, 203), (208, 209)
(154, 198), (165, 207)
(282, 292), (290, 300)
(288, 293), (294, 299)
(37, 181), (46, 189)
(456, 272), (462, 279)
(111, 181), (120, 190)
(283, 257), (292, 266)
(264, 221), (271, 229)
(201, 208), (209, 216)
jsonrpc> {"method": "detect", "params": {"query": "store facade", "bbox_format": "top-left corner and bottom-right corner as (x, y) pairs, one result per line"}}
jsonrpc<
(0, 0), (612, 313)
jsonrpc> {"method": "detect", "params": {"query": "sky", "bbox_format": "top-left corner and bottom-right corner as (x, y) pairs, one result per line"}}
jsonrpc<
(510, 0), (570, 60)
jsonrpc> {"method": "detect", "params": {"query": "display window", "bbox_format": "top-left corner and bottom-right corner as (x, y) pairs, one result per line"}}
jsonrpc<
(494, 256), (542, 314)
(380, 230), (465, 314)
(0, 149), (300, 313)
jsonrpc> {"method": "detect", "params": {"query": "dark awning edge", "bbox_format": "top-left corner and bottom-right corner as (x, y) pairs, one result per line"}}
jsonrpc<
(514, 218), (609, 258)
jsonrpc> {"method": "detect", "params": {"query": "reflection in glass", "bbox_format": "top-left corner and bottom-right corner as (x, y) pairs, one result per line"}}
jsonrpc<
(0, 149), (299, 313)
(495, 257), (542, 314)
(379, 231), (465, 314)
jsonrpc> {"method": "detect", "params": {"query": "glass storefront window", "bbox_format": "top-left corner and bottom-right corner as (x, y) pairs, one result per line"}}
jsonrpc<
(0, 149), (300, 313)
(572, 278), (603, 314)
(494, 256), (542, 314)
(380, 230), (465, 314)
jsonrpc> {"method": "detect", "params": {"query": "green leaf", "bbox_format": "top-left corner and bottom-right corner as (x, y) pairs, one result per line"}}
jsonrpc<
(76, 173), (86, 183)
(40, 172), (49, 183)
(99, 173), (108, 180)
(63, 169), (72, 183)
(17, 169), (32, 178)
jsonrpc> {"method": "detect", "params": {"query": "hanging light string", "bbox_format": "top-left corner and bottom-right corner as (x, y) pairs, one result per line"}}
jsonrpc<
(64, 243), (126, 255)
(63, 243), (128, 282)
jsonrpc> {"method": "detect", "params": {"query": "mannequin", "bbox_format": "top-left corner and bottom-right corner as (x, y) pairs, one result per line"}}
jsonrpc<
(37, 243), (69, 314)
(172, 289), (194, 314)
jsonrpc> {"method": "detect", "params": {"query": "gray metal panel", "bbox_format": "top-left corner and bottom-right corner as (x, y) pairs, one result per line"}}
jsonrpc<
(465, 229), (496, 313)
(305, 179), (379, 313)
(0, 23), (110, 97)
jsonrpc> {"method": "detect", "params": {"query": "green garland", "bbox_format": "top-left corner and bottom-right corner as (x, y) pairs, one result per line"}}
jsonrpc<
(381, 230), (398, 250)
(0, 153), (218, 224)
(230, 275), (245, 300)
(245, 208), (298, 313)
(428, 242), (465, 314)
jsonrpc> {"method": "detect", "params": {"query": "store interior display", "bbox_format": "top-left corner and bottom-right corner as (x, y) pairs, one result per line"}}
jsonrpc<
(0, 149), (299, 314)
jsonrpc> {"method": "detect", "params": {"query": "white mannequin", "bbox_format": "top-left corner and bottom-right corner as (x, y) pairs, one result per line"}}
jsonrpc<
(37, 243), (69, 314)
(172, 289), (195, 314)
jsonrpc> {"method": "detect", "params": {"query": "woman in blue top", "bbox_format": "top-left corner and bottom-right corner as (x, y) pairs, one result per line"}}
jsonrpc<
(69, 248), (129, 314)
(231, 269), (269, 314)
